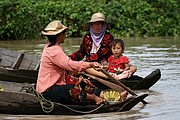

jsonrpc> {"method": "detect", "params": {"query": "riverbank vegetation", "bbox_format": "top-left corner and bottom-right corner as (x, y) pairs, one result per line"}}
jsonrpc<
(0, 0), (180, 40)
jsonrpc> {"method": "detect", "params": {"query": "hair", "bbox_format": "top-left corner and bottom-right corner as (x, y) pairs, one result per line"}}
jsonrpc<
(110, 39), (125, 50)
(47, 30), (67, 47)
(47, 35), (58, 47)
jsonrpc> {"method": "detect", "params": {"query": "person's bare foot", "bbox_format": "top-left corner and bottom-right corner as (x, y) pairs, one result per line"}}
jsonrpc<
(120, 91), (128, 100)
(127, 70), (132, 78)
(115, 71), (129, 80)
(94, 95), (104, 105)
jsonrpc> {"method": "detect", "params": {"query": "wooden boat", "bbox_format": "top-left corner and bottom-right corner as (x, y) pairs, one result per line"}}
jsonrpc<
(90, 69), (161, 90)
(0, 81), (148, 115)
(0, 48), (40, 70)
(0, 48), (40, 83)
(0, 48), (161, 90)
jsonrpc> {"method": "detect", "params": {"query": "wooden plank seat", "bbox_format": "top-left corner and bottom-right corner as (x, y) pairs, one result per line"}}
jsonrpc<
(18, 53), (40, 70)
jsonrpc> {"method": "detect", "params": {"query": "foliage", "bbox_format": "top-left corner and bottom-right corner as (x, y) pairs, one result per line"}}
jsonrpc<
(0, 0), (179, 40)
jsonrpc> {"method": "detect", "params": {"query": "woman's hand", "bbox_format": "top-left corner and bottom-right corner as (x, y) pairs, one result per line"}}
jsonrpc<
(89, 62), (101, 69)
(101, 65), (108, 70)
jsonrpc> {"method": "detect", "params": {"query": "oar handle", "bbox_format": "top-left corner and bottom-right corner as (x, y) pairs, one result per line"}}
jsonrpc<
(81, 72), (124, 92)
(100, 69), (148, 104)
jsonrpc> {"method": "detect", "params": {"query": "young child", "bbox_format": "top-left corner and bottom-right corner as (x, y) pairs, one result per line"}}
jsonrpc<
(107, 39), (133, 80)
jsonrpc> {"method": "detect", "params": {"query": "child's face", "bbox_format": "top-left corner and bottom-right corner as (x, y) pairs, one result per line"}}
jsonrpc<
(111, 43), (124, 58)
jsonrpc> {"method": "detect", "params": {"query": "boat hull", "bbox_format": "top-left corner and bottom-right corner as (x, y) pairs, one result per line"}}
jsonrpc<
(0, 90), (148, 115)
(0, 67), (161, 90)
(91, 69), (161, 90)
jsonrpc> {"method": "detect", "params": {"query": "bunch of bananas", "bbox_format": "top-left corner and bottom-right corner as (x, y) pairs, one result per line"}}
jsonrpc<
(104, 91), (122, 101)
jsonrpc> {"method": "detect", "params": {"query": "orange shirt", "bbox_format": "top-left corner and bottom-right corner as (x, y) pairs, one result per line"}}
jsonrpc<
(36, 43), (90, 93)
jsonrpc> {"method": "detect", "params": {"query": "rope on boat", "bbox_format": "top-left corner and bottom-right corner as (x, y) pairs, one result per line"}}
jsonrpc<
(55, 101), (104, 114)
(20, 83), (54, 113)
(20, 83), (105, 114)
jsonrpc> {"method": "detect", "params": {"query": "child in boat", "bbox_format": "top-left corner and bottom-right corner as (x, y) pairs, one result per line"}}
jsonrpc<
(107, 39), (134, 80)
(85, 39), (135, 80)
(66, 71), (128, 105)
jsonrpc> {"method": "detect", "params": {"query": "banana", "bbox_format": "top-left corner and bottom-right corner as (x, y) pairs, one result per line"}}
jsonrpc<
(113, 92), (117, 98)
(0, 85), (4, 91)
(114, 92), (121, 101)
(109, 91), (112, 98)
(103, 90), (122, 101)
(104, 91), (109, 100)
(114, 95), (121, 101)
(111, 91), (115, 99)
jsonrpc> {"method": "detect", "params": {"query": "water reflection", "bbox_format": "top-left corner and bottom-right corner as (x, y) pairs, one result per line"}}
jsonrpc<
(0, 37), (180, 120)
(0, 110), (149, 120)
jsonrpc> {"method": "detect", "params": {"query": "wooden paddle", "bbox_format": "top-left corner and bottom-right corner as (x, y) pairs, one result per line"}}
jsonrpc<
(100, 69), (148, 104)
(81, 72), (124, 92)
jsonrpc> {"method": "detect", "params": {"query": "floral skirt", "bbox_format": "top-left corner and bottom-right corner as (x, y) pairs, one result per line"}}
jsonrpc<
(68, 79), (101, 105)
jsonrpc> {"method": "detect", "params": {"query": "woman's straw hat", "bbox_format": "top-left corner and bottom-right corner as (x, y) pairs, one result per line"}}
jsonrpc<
(42, 20), (68, 36)
(84, 12), (110, 30)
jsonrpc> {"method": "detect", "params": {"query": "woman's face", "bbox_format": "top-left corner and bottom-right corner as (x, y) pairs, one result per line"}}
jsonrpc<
(56, 31), (66, 44)
(91, 21), (104, 33)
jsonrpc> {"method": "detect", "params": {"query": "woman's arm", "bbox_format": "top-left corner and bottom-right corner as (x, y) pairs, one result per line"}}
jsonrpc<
(69, 35), (88, 61)
(124, 63), (130, 71)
